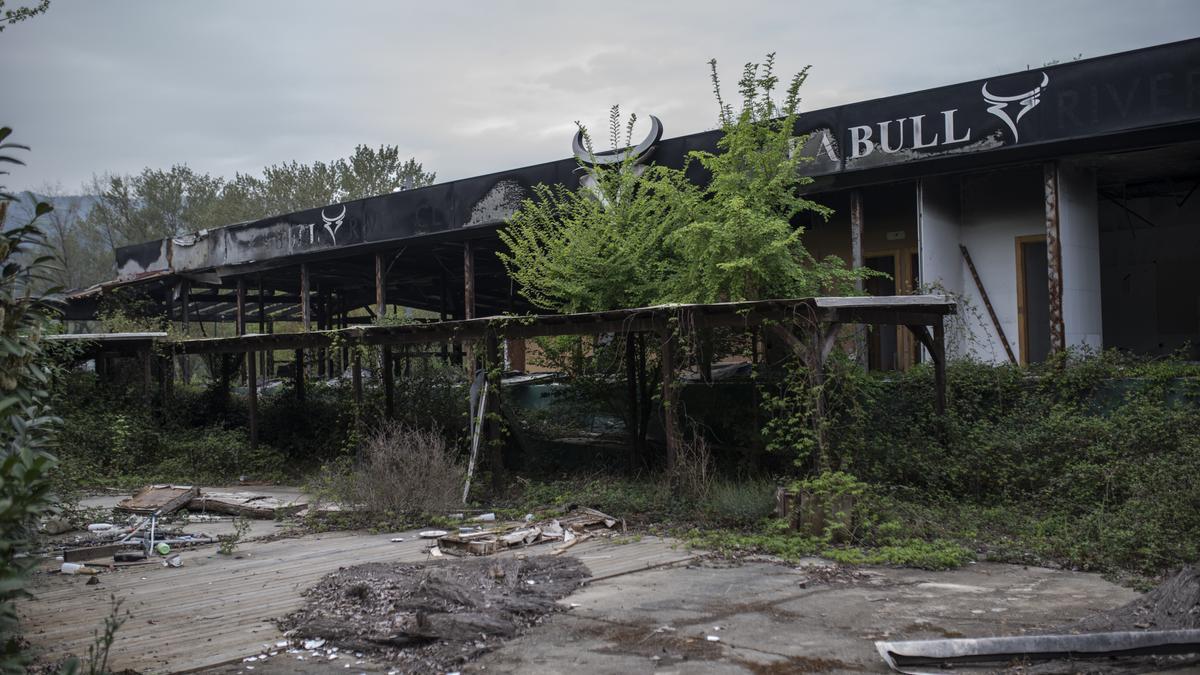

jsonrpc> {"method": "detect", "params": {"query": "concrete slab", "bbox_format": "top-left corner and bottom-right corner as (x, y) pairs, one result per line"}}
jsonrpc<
(469, 561), (1141, 674)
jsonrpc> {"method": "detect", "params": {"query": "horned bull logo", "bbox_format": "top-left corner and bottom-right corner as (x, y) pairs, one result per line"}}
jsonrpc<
(981, 72), (1049, 143)
(320, 205), (346, 245)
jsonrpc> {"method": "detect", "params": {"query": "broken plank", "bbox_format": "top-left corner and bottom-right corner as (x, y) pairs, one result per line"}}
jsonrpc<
(117, 485), (200, 515)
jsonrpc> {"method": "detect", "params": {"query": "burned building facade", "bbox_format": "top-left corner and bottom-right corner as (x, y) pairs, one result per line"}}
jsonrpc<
(71, 37), (1200, 369)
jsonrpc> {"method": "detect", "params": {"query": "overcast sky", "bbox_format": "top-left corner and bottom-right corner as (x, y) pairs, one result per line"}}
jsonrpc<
(3, 0), (1199, 194)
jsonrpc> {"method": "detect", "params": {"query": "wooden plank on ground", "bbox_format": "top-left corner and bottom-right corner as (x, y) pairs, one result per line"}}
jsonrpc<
(117, 485), (200, 514)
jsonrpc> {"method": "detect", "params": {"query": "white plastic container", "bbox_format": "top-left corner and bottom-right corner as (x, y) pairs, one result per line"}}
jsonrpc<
(87, 523), (114, 533)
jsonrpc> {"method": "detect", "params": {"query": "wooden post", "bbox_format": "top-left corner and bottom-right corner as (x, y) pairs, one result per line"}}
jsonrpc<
(351, 349), (362, 408)
(484, 329), (504, 494)
(180, 281), (191, 385)
(300, 263), (312, 331)
(382, 346), (394, 417)
(257, 276), (266, 384)
(293, 349), (305, 403)
(236, 278), (247, 384)
(298, 261), (312, 399)
(142, 349), (153, 405)
(660, 323), (679, 473)
(506, 338), (526, 372)
(625, 333), (640, 469)
(1044, 161), (1066, 356)
(933, 319), (947, 415)
(247, 346), (258, 451)
(375, 252), (387, 319)
(850, 189), (867, 368)
(463, 241), (476, 374)
(440, 268), (450, 363)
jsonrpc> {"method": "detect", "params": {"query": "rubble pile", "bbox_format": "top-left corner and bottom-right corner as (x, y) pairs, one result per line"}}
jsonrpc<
(278, 555), (589, 671)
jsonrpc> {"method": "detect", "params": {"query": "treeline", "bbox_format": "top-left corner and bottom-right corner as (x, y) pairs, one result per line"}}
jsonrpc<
(16, 145), (435, 291)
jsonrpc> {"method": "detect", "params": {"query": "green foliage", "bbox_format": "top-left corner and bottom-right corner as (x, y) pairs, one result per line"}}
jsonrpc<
(0, 0), (48, 32)
(500, 55), (869, 313)
(218, 517), (251, 556)
(0, 126), (62, 674)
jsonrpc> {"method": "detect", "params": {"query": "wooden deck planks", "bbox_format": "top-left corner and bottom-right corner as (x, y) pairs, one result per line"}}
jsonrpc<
(20, 531), (697, 674)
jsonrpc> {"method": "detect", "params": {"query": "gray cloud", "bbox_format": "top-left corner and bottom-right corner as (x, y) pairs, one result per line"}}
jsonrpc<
(3, 0), (1198, 193)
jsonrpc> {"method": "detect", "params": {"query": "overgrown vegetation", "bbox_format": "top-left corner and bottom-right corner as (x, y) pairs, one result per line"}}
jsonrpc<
(0, 126), (68, 673)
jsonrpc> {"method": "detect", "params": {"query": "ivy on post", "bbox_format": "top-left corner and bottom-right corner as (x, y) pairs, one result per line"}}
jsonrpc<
(658, 318), (680, 473)
(484, 327), (504, 494)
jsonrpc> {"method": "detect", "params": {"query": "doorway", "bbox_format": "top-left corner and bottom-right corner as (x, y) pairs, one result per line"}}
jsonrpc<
(865, 248), (920, 370)
(1016, 235), (1050, 364)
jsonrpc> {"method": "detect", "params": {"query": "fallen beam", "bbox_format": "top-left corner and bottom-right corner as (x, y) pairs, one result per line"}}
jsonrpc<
(876, 629), (1200, 674)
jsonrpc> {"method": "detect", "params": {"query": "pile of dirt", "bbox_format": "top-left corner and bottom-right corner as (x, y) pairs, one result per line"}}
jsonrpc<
(1071, 564), (1200, 632)
(277, 554), (589, 672)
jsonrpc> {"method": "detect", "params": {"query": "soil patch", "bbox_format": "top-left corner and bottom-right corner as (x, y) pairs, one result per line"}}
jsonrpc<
(277, 554), (589, 673)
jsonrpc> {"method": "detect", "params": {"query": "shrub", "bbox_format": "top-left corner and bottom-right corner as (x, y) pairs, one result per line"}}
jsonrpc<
(345, 420), (465, 516)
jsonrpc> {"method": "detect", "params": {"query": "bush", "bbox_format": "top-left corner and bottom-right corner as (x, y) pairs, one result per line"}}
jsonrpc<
(344, 420), (465, 516)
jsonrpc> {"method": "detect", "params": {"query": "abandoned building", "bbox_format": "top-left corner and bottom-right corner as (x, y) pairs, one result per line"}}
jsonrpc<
(66, 36), (1200, 370)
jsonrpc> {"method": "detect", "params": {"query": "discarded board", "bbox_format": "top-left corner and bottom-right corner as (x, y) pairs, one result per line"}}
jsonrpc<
(63, 543), (125, 562)
(117, 485), (199, 515)
(436, 506), (618, 557)
(187, 492), (307, 519)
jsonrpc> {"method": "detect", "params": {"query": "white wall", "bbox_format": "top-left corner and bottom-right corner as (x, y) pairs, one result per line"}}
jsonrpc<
(916, 175), (967, 356)
(1057, 162), (1103, 350)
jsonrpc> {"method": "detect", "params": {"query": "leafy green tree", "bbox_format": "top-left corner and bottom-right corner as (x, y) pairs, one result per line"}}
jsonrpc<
(0, 126), (63, 674)
(76, 147), (435, 285)
(498, 107), (680, 312)
(500, 55), (865, 313)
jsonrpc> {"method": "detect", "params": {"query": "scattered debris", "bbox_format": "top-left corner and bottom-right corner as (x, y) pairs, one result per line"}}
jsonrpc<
(63, 543), (125, 563)
(435, 506), (617, 557)
(116, 484), (200, 515)
(278, 555), (589, 672)
(187, 492), (306, 519)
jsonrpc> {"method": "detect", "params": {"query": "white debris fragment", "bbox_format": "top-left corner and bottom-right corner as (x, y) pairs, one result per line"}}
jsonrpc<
(706, 635), (721, 642)
(276, 640), (289, 648)
(303, 638), (325, 650)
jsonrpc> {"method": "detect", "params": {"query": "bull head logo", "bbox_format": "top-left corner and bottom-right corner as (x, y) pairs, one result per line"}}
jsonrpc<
(320, 205), (346, 245)
(981, 72), (1049, 143)
(572, 114), (663, 208)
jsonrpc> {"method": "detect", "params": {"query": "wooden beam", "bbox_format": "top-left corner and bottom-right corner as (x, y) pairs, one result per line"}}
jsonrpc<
(293, 349), (305, 403)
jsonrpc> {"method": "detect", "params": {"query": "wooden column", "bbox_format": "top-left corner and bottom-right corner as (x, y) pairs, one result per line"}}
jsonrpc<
(382, 346), (394, 417)
(850, 189), (867, 368)
(142, 349), (153, 404)
(179, 281), (191, 385)
(374, 252), (387, 319)
(247, 345), (258, 450)
(300, 263), (312, 331)
(299, 263), (311, 385)
(351, 349), (363, 408)
(484, 329), (504, 494)
(506, 338), (525, 372)
(257, 276), (266, 384)
(463, 241), (476, 374)
(236, 278), (247, 384)
(1044, 161), (1066, 356)
(660, 323), (679, 473)
(439, 268), (450, 363)
(933, 319), (947, 415)
(293, 349), (305, 403)
(625, 333), (640, 469)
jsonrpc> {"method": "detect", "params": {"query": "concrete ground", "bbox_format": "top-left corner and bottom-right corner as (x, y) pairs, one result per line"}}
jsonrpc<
(198, 557), (1145, 675)
(471, 559), (1141, 674)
